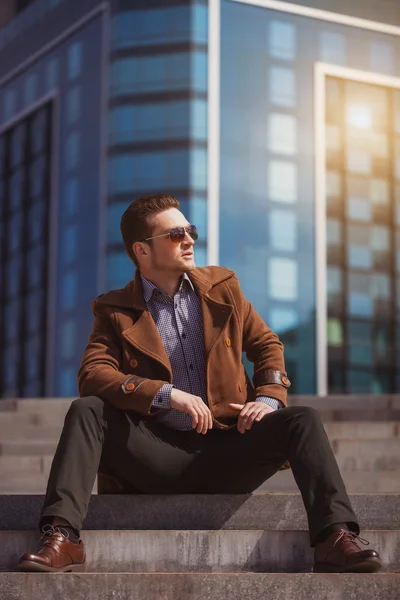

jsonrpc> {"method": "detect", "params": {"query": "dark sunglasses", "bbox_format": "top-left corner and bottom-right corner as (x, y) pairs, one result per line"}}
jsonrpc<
(143, 225), (198, 244)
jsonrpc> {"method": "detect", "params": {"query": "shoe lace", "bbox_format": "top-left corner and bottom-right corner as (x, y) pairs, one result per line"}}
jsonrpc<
(333, 529), (370, 549)
(40, 524), (70, 541)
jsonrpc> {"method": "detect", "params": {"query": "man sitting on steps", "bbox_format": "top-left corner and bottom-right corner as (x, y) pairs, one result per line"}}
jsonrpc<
(17, 193), (382, 574)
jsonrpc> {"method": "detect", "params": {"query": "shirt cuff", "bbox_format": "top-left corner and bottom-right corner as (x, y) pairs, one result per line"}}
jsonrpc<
(255, 396), (284, 411)
(152, 384), (173, 409)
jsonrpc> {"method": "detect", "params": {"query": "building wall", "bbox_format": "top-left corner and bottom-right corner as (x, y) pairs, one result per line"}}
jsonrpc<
(0, 5), (105, 398)
(219, 0), (400, 394)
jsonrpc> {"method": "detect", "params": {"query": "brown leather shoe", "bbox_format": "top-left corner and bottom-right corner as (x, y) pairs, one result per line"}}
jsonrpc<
(314, 529), (382, 573)
(17, 525), (86, 572)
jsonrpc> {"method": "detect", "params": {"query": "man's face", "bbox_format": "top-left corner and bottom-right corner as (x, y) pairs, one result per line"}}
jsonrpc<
(144, 208), (196, 274)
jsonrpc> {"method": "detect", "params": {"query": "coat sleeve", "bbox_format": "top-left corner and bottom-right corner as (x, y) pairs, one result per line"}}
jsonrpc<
(229, 276), (289, 406)
(77, 309), (169, 414)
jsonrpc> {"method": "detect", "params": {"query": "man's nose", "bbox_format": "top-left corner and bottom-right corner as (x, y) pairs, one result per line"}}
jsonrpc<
(182, 231), (195, 245)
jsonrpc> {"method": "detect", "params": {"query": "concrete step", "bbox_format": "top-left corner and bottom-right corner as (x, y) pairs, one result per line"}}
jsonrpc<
(15, 398), (73, 414)
(0, 441), (58, 456)
(0, 425), (63, 441)
(289, 395), (400, 421)
(1, 494), (398, 532)
(1, 529), (399, 573)
(332, 439), (400, 471)
(0, 572), (399, 600)
(323, 422), (400, 439)
(258, 470), (400, 493)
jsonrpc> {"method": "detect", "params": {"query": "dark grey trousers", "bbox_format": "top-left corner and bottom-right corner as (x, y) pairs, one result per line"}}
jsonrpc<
(40, 396), (359, 546)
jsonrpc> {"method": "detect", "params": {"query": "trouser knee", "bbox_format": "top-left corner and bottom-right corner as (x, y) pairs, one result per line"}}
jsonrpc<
(66, 395), (105, 420)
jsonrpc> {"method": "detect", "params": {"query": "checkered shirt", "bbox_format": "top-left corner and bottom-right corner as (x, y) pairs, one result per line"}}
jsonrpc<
(141, 273), (283, 431)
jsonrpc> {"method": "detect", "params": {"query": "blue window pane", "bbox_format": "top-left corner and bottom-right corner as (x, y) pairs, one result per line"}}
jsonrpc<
(190, 99), (207, 140)
(9, 212), (23, 253)
(25, 336), (41, 379)
(65, 132), (80, 170)
(190, 148), (207, 190)
(109, 106), (135, 144)
(27, 245), (45, 288)
(191, 52), (207, 92)
(110, 54), (191, 96)
(106, 252), (134, 290)
(348, 246), (372, 269)
(24, 73), (38, 105)
(349, 293), (373, 316)
(11, 124), (26, 167)
(26, 290), (44, 335)
(68, 42), (82, 80)
(66, 87), (81, 124)
(31, 110), (47, 154)
(3, 89), (17, 121)
(7, 255), (22, 296)
(65, 178), (79, 217)
(29, 202), (46, 244)
(189, 196), (207, 236)
(269, 209), (297, 252)
(10, 169), (25, 212)
(61, 271), (78, 310)
(4, 299), (21, 342)
(268, 21), (296, 60)
(30, 155), (46, 200)
(268, 308), (298, 333)
(62, 224), (79, 264)
(192, 4), (208, 44)
(4, 344), (19, 388)
(269, 68), (296, 107)
(108, 155), (134, 193)
(46, 57), (59, 90)
(269, 257), (298, 300)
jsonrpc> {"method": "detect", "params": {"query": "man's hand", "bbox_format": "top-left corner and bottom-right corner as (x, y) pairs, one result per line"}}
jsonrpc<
(170, 389), (213, 434)
(229, 402), (276, 434)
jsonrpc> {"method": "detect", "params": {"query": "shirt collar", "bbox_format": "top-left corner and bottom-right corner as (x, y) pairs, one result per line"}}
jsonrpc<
(140, 272), (194, 303)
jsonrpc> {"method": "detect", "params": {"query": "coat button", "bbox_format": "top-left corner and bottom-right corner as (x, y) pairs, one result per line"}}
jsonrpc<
(225, 338), (231, 347)
(238, 384), (242, 392)
(129, 359), (138, 369)
(281, 376), (289, 386)
(126, 383), (135, 391)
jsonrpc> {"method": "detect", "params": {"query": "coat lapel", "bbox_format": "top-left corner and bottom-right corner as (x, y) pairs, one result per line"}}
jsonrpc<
(188, 271), (233, 361)
(122, 312), (172, 376)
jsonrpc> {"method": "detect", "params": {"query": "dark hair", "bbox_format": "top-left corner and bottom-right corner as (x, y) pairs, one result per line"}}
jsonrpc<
(120, 194), (180, 267)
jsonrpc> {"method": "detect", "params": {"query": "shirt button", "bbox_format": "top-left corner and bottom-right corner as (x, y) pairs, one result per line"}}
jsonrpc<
(189, 364), (194, 371)
(175, 303), (178, 308)
(182, 333), (186, 339)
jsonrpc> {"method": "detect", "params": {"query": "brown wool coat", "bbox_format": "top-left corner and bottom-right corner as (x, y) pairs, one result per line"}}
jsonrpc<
(78, 266), (290, 431)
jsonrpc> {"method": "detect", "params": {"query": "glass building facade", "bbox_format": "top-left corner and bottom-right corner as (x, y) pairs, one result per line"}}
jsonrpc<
(219, 0), (400, 394)
(1, 0), (400, 399)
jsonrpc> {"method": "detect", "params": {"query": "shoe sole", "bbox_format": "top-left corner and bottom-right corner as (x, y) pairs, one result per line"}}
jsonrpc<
(313, 558), (383, 573)
(17, 560), (86, 573)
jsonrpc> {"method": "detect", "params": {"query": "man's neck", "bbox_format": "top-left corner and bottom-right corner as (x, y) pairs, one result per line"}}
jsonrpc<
(141, 270), (184, 298)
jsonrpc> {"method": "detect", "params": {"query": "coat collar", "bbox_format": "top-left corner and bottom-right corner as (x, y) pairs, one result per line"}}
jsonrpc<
(95, 267), (235, 372)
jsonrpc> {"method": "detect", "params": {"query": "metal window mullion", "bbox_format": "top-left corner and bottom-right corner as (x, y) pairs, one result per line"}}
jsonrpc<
(339, 77), (349, 394)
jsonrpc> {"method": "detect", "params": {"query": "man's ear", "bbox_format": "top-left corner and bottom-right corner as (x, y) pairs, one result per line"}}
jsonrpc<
(132, 241), (148, 260)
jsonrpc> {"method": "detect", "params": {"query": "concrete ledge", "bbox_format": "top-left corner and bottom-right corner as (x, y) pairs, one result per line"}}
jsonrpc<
(1, 529), (399, 573)
(0, 573), (399, 600)
(1, 494), (399, 532)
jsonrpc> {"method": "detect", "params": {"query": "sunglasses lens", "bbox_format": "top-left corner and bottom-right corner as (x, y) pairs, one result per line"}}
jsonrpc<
(169, 228), (186, 243)
(188, 225), (198, 241)
(169, 225), (198, 243)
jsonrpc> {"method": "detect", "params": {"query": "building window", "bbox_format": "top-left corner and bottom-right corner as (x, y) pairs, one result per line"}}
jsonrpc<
(66, 87), (81, 124)
(269, 257), (298, 300)
(65, 132), (80, 170)
(64, 178), (79, 218)
(268, 160), (297, 203)
(268, 113), (297, 155)
(68, 41), (83, 80)
(3, 88), (17, 121)
(106, 251), (134, 290)
(46, 57), (59, 90)
(268, 21), (296, 60)
(61, 271), (78, 310)
(24, 73), (38, 106)
(269, 67), (296, 107)
(269, 307), (298, 333)
(325, 76), (399, 393)
(269, 209), (297, 252)
(0, 102), (53, 397)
